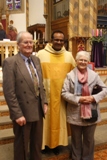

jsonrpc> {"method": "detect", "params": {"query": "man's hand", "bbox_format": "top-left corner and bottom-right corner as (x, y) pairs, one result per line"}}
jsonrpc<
(44, 104), (48, 114)
(16, 116), (26, 126)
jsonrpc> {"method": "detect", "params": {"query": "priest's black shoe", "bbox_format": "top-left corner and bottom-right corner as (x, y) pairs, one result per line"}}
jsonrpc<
(52, 147), (60, 155)
(41, 146), (50, 154)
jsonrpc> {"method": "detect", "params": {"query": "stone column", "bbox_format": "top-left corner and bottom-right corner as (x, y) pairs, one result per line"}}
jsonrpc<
(0, 8), (2, 22)
(69, 0), (98, 52)
(89, 0), (97, 37)
(69, 0), (79, 51)
(5, 8), (9, 33)
(26, 0), (29, 29)
(78, 1), (84, 36)
(43, 0), (48, 41)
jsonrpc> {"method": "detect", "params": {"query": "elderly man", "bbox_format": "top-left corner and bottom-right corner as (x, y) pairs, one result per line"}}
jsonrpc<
(3, 31), (48, 160)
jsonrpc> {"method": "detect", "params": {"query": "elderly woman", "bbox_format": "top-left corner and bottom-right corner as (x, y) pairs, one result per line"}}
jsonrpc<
(61, 51), (107, 160)
(7, 25), (17, 41)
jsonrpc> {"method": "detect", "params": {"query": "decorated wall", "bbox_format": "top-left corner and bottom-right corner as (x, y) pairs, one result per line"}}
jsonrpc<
(68, 0), (97, 51)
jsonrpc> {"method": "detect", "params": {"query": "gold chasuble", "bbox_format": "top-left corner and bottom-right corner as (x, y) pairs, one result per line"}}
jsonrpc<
(37, 43), (76, 149)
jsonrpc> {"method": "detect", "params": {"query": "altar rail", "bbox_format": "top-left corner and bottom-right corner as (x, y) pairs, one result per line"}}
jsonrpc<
(0, 40), (46, 66)
(0, 41), (18, 66)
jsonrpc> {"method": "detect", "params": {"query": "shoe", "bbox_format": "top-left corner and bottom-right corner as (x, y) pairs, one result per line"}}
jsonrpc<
(52, 147), (60, 155)
(41, 149), (47, 154)
(41, 146), (50, 154)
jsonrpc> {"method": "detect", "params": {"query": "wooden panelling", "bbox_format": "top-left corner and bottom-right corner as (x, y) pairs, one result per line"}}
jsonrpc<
(51, 17), (69, 39)
(27, 23), (45, 40)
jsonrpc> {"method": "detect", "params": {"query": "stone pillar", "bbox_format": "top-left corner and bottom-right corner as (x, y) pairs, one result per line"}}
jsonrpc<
(5, 8), (9, 33)
(69, 0), (79, 51)
(43, 0), (48, 41)
(69, 0), (98, 52)
(89, 1), (97, 37)
(44, 0), (51, 42)
(78, 1), (84, 36)
(26, 0), (29, 29)
(44, 0), (48, 15)
(0, 8), (2, 22)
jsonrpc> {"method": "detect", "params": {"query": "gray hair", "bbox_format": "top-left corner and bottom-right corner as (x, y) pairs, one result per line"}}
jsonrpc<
(16, 31), (33, 44)
(75, 51), (90, 62)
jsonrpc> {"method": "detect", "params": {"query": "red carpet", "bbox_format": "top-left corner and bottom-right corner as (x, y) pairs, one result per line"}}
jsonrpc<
(94, 149), (107, 160)
(42, 148), (107, 160)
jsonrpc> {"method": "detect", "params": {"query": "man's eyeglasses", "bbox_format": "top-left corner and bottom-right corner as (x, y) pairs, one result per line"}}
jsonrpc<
(53, 39), (65, 43)
(21, 41), (33, 45)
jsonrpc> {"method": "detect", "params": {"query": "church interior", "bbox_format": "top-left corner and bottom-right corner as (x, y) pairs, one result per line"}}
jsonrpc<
(0, 0), (107, 160)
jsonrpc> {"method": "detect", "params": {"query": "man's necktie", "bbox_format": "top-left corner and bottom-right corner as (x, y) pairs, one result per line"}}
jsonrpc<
(27, 58), (39, 96)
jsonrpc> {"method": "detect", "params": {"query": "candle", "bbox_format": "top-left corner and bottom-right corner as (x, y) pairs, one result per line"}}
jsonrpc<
(43, 32), (45, 39)
(100, 29), (102, 36)
(34, 31), (36, 40)
(96, 29), (99, 36)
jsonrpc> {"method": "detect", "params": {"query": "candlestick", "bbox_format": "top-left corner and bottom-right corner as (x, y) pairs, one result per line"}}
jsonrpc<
(96, 29), (99, 36)
(43, 32), (45, 39)
(34, 31), (36, 40)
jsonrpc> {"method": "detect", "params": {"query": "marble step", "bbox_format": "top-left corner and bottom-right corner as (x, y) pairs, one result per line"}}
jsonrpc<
(0, 95), (5, 101)
(0, 95), (6, 105)
(0, 99), (107, 110)
(99, 102), (107, 112)
(101, 112), (107, 120)
(0, 116), (12, 130)
(0, 113), (107, 143)
(0, 86), (3, 92)
(0, 116), (11, 125)
(0, 91), (3, 96)
(0, 112), (106, 126)
(0, 85), (3, 96)
(0, 128), (14, 145)
(0, 124), (107, 153)
(0, 79), (2, 87)
(0, 104), (8, 111)
(0, 105), (107, 128)
(0, 105), (9, 116)
(0, 143), (14, 160)
(0, 89), (3, 95)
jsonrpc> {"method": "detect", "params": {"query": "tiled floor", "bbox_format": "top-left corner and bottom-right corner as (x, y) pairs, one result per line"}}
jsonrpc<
(1, 143), (107, 160)
(94, 149), (107, 160)
(43, 148), (107, 160)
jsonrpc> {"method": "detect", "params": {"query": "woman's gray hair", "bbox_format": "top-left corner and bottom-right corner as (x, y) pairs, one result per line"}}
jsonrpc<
(17, 31), (33, 44)
(75, 51), (90, 62)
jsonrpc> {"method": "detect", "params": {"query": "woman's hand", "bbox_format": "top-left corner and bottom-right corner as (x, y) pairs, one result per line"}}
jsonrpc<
(79, 96), (95, 103)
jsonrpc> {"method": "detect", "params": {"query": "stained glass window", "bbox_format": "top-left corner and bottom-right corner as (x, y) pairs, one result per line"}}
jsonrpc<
(6, 0), (21, 10)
